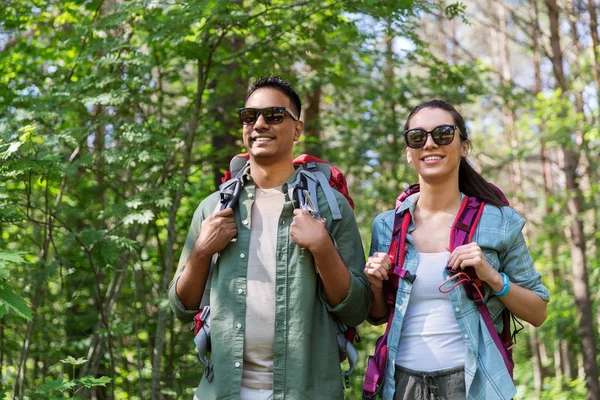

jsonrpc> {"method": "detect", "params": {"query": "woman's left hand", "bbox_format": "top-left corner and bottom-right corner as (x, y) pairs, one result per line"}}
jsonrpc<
(448, 242), (501, 287)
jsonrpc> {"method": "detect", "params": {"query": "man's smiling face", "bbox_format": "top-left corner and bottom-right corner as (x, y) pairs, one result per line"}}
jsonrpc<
(242, 88), (301, 162)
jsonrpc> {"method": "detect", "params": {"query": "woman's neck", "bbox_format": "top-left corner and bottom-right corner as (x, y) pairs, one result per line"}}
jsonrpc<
(416, 176), (462, 214)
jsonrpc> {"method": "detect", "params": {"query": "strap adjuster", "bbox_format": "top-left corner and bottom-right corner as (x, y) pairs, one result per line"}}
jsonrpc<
(398, 269), (416, 284)
(199, 305), (210, 322)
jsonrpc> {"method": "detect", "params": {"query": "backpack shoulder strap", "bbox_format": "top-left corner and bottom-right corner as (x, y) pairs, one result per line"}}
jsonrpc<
(449, 196), (516, 378)
(229, 153), (250, 178)
(449, 196), (486, 299)
(199, 159), (248, 311)
(304, 162), (342, 221)
(290, 163), (343, 221)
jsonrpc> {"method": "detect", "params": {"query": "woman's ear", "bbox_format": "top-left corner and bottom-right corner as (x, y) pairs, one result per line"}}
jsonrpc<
(460, 140), (470, 157)
(406, 147), (412, 164)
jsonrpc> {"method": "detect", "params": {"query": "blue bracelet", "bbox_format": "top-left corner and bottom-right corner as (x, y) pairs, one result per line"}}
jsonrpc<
(492, 272), (510, 297)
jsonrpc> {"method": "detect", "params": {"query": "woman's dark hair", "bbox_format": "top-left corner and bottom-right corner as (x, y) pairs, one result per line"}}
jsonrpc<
(404, 100), (507, 207)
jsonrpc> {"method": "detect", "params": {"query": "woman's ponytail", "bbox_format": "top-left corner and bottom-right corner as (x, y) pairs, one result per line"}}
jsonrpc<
(458, 158), (507, 207)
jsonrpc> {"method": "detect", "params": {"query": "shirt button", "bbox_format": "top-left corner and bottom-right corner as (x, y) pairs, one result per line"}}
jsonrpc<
(236, 323), (242, 329)
(234, 362), (240, 368)
(280, 220), (285, 225)
(237, 288), (243, 294)
(248, 193), (254, 199)
(240, 253), (246, 259)
(243, 219), (249, 225)
(455, 307), (460, 312)
(464, 334), (469, 339)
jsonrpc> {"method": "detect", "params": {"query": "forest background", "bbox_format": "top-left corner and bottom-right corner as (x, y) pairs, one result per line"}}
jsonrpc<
(1, 0), (599, 399)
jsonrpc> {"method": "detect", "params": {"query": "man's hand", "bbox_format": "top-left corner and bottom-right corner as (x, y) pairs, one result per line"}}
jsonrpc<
(289, 209), (329, 253)
(191, 208), (237, 262)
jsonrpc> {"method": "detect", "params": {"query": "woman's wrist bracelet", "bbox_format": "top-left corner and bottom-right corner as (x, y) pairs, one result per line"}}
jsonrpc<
(492, 272), (510, 297)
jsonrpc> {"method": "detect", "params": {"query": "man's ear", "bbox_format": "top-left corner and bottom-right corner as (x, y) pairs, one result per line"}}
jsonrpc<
(294, 120), (304, 142)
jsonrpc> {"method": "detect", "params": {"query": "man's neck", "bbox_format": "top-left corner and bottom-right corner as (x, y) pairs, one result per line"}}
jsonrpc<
(416, 176), (462, 214)
(249, 157), (295, 189)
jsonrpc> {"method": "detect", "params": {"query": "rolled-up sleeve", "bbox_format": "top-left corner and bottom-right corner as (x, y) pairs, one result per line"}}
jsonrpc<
(320, 198), (372, 327)
(168, 199), (211, 322)
(501, 209), (550, 302)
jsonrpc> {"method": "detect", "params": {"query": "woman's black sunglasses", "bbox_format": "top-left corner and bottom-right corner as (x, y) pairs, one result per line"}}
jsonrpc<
(404, 124), (459, 149)
(237, 107), (299, 125)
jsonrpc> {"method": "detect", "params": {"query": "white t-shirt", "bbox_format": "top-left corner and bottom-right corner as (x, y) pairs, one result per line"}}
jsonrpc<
(395, 251), (466, 372)
(242, 188), (284, 389)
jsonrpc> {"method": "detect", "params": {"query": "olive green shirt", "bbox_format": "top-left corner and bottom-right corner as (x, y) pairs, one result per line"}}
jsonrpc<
(168, 168), (372, 400)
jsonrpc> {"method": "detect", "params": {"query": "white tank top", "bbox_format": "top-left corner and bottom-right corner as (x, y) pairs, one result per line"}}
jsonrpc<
(395, 251), (466, 371)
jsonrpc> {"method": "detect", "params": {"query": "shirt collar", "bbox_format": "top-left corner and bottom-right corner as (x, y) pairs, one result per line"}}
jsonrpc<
(395, 191), (467, 216)
(241, 164), (300, 193)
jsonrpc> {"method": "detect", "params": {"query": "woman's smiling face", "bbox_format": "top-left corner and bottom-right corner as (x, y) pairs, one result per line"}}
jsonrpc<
(405, 107), (469, 183)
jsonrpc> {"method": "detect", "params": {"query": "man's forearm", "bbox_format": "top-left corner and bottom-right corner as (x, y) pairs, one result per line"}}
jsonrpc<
(311, 239), (351, 307)
(175, 253), (212, 310)
(368, 287), (388, 322)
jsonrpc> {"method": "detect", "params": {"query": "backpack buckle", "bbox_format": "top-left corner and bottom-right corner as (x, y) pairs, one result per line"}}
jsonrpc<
(219, 178), (242, 210)
(298, 189), (321, 220)
(204, 360), (214, 382)
(344, 371), (351, 389)
(199, 305), (210, 322)
(398, 269), (416, 284)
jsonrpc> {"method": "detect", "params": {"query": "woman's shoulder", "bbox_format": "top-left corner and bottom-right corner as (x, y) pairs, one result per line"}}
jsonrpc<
(480, 203), (526, 231)
(372, 209), (396, 227)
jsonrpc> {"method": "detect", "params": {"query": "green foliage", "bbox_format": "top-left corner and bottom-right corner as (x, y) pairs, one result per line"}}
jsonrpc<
(0, 0), (597, 399)
(0, 251), (32, 320)
(36, 357), (111, 399)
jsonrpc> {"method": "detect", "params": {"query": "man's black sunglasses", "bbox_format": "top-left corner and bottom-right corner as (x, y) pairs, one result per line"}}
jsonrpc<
(404, 124), (460, 149)
(237, 107), (299, 125)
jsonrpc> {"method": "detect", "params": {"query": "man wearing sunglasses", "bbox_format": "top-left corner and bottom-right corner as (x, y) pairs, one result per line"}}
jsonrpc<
(169, 76), (371, 400)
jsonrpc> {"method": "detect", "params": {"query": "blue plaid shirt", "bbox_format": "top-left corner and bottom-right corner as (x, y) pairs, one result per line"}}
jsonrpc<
(369, 193), (550, 400)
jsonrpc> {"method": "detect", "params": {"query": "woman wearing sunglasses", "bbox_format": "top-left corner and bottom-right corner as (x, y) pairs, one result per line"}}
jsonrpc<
(364, 100), (549, 399)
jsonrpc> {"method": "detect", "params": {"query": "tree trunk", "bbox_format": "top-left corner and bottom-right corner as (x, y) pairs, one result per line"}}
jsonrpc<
(544, 1), (599, 396)
(151, 52), (214, 399)
(529, 325), (544, 392)
(586, 0), (600, 109)
(303, 79), (322, 157)
(210, 35), (247, 190)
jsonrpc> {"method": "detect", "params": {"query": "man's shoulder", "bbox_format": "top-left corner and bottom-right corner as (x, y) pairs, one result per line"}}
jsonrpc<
(193, 191), (221, 217)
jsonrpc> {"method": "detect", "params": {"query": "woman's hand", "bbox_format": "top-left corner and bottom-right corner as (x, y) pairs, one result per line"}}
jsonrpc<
(364, 252), (393, 291)
(448, 242), (503, 291)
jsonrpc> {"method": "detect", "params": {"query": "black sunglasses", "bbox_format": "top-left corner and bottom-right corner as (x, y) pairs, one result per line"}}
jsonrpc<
(237, 107), (299, 125)
(404, 124), (459, 149)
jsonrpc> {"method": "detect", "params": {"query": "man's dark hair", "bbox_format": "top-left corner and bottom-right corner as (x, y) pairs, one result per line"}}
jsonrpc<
(246, 76), (302, 117)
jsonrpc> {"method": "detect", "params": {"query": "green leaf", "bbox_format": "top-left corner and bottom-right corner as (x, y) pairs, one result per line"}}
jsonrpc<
(0, 251), (26, 264)
(123, 210), (155, 225)
(0, 282), (32, 320)
(60, 356), (88, 366)
(36, 378), (67, 394)
(78, 376), (112, 388)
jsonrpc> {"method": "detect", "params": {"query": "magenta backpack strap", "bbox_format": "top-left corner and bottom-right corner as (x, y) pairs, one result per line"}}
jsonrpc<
(449, 196), (514, 378)
(364, 205), (414, 399)
(475, 301), (514, 377)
